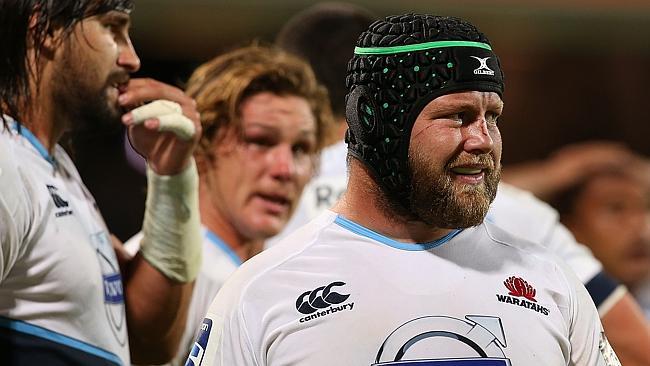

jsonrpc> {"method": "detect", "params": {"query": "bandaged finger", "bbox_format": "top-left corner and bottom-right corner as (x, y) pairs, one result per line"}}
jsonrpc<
(131, 100), (182, 122)
(131, 100), (196, 140)
(157, 114), (196, 141)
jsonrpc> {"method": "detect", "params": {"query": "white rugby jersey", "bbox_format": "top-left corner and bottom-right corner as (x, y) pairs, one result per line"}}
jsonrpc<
(188, 211), (617, 366)
(125, 228), (241, 366)
(0, 123), (129, 365)
(270, 142), (622, 314)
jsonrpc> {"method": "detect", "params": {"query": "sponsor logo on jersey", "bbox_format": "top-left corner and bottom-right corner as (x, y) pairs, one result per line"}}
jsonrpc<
(296, 281), (354, 323)
(92, 231), (127, 346)
(47, 184), (73, 217)
(471, 56), (495, 76)
(373, 315), (511, 365)
(496, 276), (549, 315)
(103, 273), (124, 304)
(185, 318), (212, 366)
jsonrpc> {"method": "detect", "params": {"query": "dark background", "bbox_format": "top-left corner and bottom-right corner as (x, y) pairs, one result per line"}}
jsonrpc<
(75, 0), (650, 240)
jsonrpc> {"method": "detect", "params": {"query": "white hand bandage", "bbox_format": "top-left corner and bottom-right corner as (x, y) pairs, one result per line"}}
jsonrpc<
(140, 160), (202, 282)
(131, 100), (196, 141)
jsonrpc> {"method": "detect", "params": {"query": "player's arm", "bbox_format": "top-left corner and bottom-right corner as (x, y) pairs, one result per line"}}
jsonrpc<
(184, 279), (260, 366)
(0, 146), (32, 283)
(547, 225), (650, 365)
(117, 78), (203, 364)
(560, 265), (621, 366)
(600, 292), (650, 366)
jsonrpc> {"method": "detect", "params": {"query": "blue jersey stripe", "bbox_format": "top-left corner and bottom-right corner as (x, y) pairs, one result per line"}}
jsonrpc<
(9, 121), (56, 166)
(585, 271), (619, 308)
(0, 316), (122, 365)
(205, 229), (242, 266)
(334, 215), (462, 251)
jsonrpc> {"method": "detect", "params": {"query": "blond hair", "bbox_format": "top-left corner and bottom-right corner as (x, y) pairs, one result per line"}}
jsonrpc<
(186, 44), (335, 157)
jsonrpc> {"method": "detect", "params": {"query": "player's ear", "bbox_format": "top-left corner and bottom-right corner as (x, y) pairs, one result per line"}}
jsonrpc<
(41, 27), (66, 56)
(29, 10), (66, 58)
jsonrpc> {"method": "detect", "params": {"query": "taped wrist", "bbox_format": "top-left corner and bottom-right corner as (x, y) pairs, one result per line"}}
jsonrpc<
(140, 159), (202, 282)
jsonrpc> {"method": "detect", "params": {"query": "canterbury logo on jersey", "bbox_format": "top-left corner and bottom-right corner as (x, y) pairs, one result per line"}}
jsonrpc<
(296, 281), (354, 323)
(47, 184), (73, 217)
(496, 276), (549, 315)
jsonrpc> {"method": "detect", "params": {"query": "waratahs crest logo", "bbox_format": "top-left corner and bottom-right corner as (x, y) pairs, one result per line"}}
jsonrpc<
(373, 315), (511, 365)
(496, 276), (550, 316)
(504, 276), (536, 302)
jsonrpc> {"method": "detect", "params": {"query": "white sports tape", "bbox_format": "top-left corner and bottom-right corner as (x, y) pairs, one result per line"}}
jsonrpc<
(131, 100), (196, 141)
(140, 160), (202, 282)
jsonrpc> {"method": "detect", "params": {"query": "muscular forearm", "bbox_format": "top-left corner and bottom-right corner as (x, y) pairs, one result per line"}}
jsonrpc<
(124, 254), (194, 364)
(601, 292), (650, 366)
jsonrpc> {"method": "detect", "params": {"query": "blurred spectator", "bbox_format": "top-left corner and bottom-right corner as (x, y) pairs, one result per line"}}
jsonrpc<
(502, 141), (635, 201)
(550, 155), (650, 293)
(270, 2), (375, 243)
(503, 141), (650, 317)
(127, 44), (334, 365)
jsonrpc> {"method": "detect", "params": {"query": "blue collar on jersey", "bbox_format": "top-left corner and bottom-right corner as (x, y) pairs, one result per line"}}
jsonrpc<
(204, 229), (243, 266)
(10, 121), (56, 167)
(334, 215), (462, 251)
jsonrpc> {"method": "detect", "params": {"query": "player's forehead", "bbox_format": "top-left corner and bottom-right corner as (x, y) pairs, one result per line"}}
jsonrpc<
(424, 91), (504, 112)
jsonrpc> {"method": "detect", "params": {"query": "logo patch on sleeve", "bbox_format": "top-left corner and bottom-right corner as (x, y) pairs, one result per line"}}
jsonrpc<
(185, 318), (212, 366)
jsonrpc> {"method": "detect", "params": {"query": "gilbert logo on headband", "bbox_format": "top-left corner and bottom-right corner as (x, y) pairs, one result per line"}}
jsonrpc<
(471, 56), (495, 76)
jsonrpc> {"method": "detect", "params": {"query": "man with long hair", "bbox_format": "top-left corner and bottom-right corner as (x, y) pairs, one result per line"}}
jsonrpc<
(0, 1), (203, 365)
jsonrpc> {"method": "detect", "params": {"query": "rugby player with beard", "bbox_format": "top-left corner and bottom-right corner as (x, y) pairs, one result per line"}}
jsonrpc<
(0, 1), (203, 365)
(187, 13), (619, 366)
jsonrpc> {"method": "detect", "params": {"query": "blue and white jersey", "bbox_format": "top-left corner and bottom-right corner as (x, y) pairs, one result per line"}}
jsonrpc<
(189, 211), (617, 366)
(125, 227), (241, 366)
(0, 123), (129, 365)
(269, 143), (624, 316)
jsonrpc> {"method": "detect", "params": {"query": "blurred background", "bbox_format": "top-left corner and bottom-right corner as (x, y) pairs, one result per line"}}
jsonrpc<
(128, 0), (650, 163)
(74, 0), (650, 240)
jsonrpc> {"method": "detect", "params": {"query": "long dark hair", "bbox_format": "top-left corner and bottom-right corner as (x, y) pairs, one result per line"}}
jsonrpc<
(0, 0), (133, 126)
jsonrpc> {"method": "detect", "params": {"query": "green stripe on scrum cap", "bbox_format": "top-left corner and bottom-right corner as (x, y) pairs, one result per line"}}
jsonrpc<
(354, 40), (492, 55)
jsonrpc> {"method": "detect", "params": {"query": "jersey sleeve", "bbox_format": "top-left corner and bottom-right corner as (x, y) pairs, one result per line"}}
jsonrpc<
(560, 261), (621, 366)
(544, 221), (625, 315)
(185, 280), (260, 366)
(0, 192), (21, 281)
(0, 144), (32, 282)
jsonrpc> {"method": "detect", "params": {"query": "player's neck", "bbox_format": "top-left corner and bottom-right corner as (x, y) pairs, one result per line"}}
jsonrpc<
(198, 186), (261, 262)
(21, 66), (66, 153)
(334, 161), (454, 244)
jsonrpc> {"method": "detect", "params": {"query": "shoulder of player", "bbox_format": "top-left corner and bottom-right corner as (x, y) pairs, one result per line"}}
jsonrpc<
(488, 183), (558, 238)
(482, 221), (582, 294)
(218, 212), (338, 301)
(0, 130), (35, 213)
(481, 221), (568, 269)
